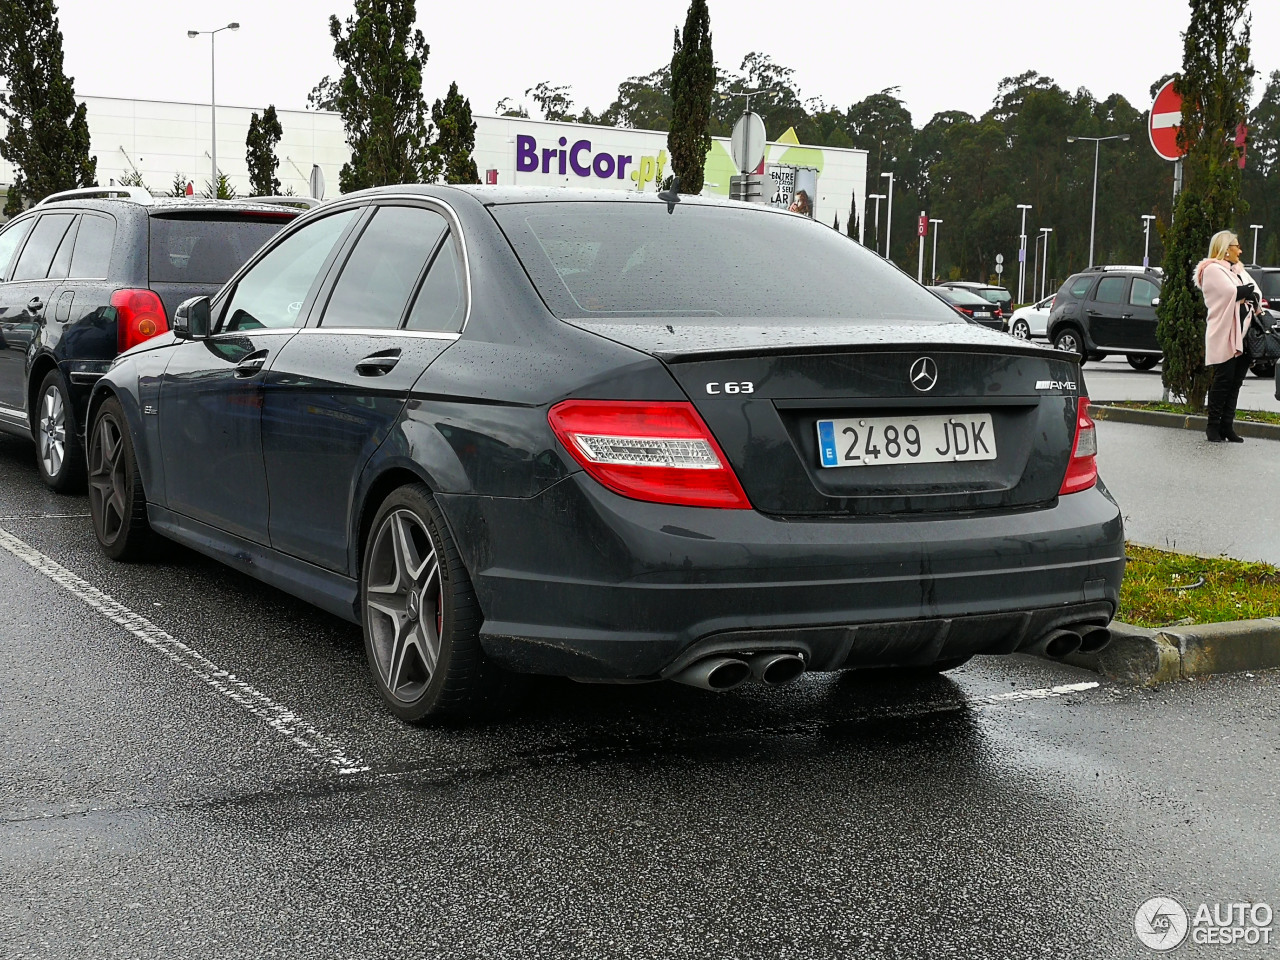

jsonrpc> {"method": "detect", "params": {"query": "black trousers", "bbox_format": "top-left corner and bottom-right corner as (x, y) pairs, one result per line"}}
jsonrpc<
(1205, 354), (1251, 429)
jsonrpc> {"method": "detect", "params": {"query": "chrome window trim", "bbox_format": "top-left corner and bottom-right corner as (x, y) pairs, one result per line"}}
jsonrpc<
(205, 327), (299, 340)
(293, 327), (460, 342)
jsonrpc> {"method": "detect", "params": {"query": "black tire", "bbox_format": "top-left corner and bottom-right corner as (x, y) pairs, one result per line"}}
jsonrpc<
(1250, 361), (1275, 378)
(1011, 319), (1031, 340)
(1052, 326), (1087, 364)
(87, 397), (152, 561)
(34, 369), (87, 493)
(361, 483), (514, 723)
(1126, 355), (1160, 371)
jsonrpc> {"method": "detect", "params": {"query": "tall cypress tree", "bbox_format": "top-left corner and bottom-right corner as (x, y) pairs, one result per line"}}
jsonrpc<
(1155, 0), (1255, 408)
(245, 105), (284, 196)
(428, 82), (479, 185)
(667, 0), (714, 195)
(0, 0), (97, 215)
(329, 0), (433, 193)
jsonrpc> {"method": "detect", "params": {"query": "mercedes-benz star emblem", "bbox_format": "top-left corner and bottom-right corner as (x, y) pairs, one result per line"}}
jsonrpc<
(910, 357), (938, 393)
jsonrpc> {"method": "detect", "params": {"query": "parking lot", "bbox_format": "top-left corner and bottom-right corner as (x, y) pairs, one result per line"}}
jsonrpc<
(2, 424), (1277, 959)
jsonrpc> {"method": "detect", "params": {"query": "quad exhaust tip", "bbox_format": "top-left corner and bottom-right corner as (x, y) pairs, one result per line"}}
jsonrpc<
(1025, 628), (1083, 660)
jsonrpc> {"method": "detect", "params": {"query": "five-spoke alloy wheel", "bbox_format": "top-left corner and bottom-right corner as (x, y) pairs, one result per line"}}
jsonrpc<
(87, 397), (151, 560)
(36, 370), (86, 492)
(361, 484), (502, 722)
(1052, 327), (1087, 364)
(1011, 319), (1031, 340)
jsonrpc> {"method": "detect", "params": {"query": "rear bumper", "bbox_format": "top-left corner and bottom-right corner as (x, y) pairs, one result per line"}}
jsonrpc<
(438, 474), (1125, 679)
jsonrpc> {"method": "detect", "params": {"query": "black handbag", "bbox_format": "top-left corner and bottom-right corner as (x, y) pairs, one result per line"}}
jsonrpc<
(1244, 310), (1280, 362)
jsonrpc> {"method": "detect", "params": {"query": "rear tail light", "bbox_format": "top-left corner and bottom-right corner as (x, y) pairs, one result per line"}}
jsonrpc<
(112, 289), (169, 353)
(1059, 397), (1098, 495)
(995, 307), (1004, 319)
(548, 400), (752, 509)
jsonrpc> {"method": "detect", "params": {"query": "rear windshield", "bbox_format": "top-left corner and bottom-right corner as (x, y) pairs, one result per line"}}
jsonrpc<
(977, 289), (1009, 304)
(149, 213), (294, 284)
(1254, 271), (1280, 301)
(932, 287), (991, 306)
(492, 201), (961, 323)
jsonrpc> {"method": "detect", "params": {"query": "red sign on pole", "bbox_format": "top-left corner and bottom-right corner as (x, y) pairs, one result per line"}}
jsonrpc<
(1149, 79), (1187, 162)
(918, 214), (928, 238)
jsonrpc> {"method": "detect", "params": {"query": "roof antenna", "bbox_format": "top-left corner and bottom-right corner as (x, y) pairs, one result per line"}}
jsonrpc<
(657, 177), (681, 214)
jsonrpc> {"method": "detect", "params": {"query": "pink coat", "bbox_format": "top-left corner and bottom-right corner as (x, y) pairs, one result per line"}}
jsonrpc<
(1195, 258), (1261, 365)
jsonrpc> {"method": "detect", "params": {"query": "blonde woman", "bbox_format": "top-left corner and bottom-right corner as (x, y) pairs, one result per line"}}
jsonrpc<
(1194, 230), (1262, 442)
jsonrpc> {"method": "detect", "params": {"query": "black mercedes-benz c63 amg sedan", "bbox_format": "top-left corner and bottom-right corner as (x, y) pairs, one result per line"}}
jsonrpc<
(87, 185), (1124, 722)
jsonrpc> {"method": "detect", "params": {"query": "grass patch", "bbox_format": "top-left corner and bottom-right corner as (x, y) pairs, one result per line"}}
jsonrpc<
(1119, 543), (1280, 628)
(1102, 400), (1280, 425)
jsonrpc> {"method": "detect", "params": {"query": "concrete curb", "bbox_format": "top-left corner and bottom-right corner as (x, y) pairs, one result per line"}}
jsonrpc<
(1091, 403), (1280, 441)
(1059, 618), (1280, 686)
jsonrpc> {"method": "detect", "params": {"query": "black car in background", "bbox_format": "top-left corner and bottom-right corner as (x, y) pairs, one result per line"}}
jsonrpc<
(938, 281), (1013, 320)
(1047, 266), (1163, 369)
(0, 188), (297, 490)
(88, 186), (1123, 722)
(1245, 264), (1280, 378)
(928, 285), (1006, 331)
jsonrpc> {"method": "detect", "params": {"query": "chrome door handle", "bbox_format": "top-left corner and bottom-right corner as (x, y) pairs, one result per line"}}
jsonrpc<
(235, 351), (269, 377)
(356, 351), (401, 376)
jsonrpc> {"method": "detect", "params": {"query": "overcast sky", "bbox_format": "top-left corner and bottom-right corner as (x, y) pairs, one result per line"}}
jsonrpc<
(56, 0), (1280, 126)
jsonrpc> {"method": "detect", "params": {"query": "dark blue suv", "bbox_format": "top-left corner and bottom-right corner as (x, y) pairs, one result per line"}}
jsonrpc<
(0, 188), (296, 490)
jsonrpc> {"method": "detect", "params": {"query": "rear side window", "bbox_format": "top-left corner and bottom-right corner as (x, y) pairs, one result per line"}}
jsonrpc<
(406, 233), (465, 332)
(0, 218), (35, 278)
(1094, 276), (1127, 304)
(320, 206), (448, 329)
(1067, 275), (1093, 298)
(493, 201), (960, 322)
(1130, 277), (1160, 307)
(48, 215), (81, 279)
(69, 214), (116, 278)
(12, 214), (75, 281)
(149, 214), (295, 285)
(1252, 271), (1280, 301)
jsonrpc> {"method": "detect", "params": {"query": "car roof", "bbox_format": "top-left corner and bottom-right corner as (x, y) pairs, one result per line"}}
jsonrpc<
(941, 281), (1009, 293)
(35, 196), (303, 218)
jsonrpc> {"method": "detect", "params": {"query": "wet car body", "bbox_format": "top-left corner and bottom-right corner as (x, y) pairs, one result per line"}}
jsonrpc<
(91, 186), (1125, 717)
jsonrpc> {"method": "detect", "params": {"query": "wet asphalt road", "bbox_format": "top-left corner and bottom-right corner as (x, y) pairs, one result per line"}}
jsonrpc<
(1, 430), (1278, 959)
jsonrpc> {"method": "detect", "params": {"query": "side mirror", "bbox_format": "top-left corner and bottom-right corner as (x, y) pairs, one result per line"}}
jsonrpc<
(173, 296), (211, 340)
(1151, 297), (1160, 307)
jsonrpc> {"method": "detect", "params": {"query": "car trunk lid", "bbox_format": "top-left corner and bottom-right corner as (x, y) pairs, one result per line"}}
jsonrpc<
(565, 317), (1083, 516)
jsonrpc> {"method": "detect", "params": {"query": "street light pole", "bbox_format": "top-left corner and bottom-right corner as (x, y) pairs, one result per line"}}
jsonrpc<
(1066, 133), (1130, 267)
(929, 218), (942, 284)
(1141, 214), (1156, 268)
(1016, 203), (1032, 303)
(881, 171), (894, 260)
(1038, 227), (1053, 301)
(868, 194), (885, 253)
(1249, 224), (1264, 265)
(188, 22), (240, 194)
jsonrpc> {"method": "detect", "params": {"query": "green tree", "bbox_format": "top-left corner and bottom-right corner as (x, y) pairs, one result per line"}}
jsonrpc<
(525, 81), (574, 121)
(0, 0), (97, 215)
(597, 66), (672, 130)
(202, 173), (237, 200)
(494, 97), (529, 118)
(169, 172), (191, 198)
(329, 0), (434, 193)
(667, 0), (714, 194)
(307, 76), (339, 111)
(1156, 0), (1255, 408)
(1243, 70), (1280, 263)
(245, 104), (283, 196)
(429, 81), (479, 184)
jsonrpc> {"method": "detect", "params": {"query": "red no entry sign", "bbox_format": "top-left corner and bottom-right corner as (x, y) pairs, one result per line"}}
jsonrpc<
(1149, 79), (1187, 162)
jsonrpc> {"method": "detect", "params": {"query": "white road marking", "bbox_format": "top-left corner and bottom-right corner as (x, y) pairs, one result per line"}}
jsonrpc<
(0, 513), (92, 520)
(0, 525), (368, 775)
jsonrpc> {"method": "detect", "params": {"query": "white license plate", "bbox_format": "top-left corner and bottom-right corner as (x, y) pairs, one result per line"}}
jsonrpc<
(817, 414), (997, 468)
(974, 311), (991, 318)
